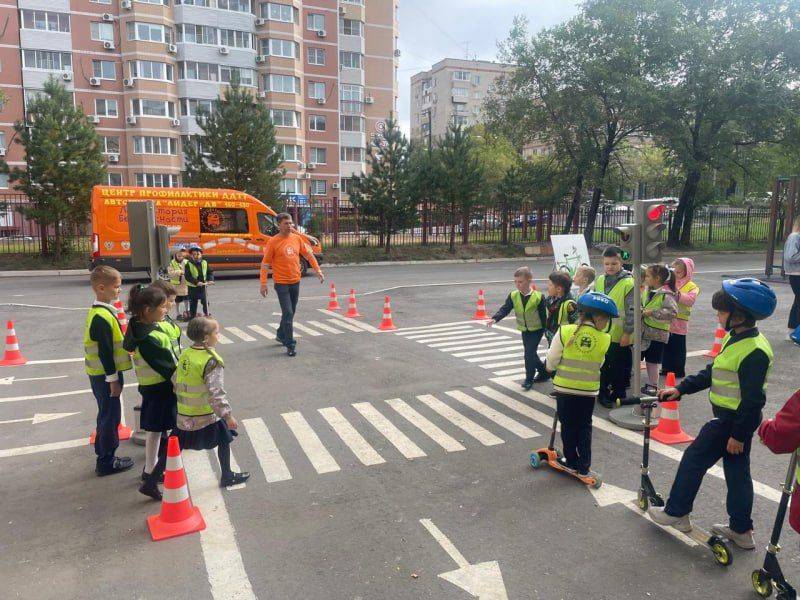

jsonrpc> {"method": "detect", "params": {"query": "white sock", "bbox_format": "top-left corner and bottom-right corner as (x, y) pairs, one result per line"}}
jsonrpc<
(144, 431), (161, 474)
(646, 363), (660, 387)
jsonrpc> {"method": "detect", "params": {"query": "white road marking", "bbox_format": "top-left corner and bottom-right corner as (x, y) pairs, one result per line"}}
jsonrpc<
(319, 407), (385, 466)
(492, 367), (527, 376)
(385, 398), (465, 452)
(480, 360), (525, 369)
(319, 309), (382, 333)
(306, 320), (344, 334)
(225, 327), (256, 342)
(0, 412), (79, 426)
(24, 357), (83, 365)
(0, 437), (85, 458)
(434, 340), (519, 353)
(247, 324), (277, 339)
(0, 383), (136, 404)
(403, 327), (477, 340)
(353, 402), (427, 459)
(216, 332), (234, 344)
(419, 518), (469, 568)
(473, 386), (555, 424)
(488, 324), (523, 336)
(325, 318), (363, 332)
(445, 390), (538, 439)
(208, 447), (247, 490)
(0, 375), (69, 385)
(394, 320), (475, 333)
(182, 451), (257, 600)
(425, 333), (507, 346)
(293, 322), (323, 336)
(686, 350), (710, 358)
(466, 352), (524, 363)
(0, 303), (84, 311)
(241, 417), (292, 482)
(268, 322), (302, 338)
(451, 342), (522, 356)
(417, 394), (503, 446)
(282, 411), (340, 474)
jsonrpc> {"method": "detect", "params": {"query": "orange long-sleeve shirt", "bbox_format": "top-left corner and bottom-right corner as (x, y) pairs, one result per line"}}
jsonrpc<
(260, 233), (320, 285)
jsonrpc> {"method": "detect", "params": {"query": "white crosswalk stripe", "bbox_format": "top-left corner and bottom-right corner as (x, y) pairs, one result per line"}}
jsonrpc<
(247, 324), (276, 339)
(452, 343), (522, 358)
(318, 309), (381, 333)
(412, 331), (495, 344)
(394, 321), (474, 333)
(268, 322), (302, 338)
(416, 394), (504, 446)
(306, 320), (344, 334)
(493, 367), (528, 376)
(480, 359), (525, 369)
(384, 398), (465, 452)
(319, 407), (385, 466)
(444, 390), (538, 439)
(216, 332), (234, 344)
(449, 341), (523, 354)
(293, 322), (323, 336)
(426, 334), (509, 348)
(226, 327), (256, 342)
(242, 417), (292, 483)
(353, 402), (427, 459)
(466, 351), (524, 363)
(473, 385), (554, 424)
(326, 318), (363, 332)
(403, 327), (477, 340)
(282, 412), (340, 474)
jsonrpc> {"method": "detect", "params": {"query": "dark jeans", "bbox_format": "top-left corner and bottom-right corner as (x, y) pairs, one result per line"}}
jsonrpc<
(789, 275), (800, 329)
(556, 393), (595, 473)
(600, 342), (632, 401)
(665, 418), (754, 533)
(89, 371), (124, 468)
(188, 286), (208, 318)
(275, 282), (300, 349)
(521, 329), (546, 383)
(661, 333), (687, 378)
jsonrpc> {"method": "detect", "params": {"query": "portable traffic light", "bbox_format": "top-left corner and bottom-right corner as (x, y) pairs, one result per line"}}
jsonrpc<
(637, 200), (667, 263)
(156, 224), (181, 268)
(613, 223), (640, 266)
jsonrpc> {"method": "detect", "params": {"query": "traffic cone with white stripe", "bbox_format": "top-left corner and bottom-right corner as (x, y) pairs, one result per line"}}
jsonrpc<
(147, 436), (206, 541)
(651, 372), (694, 444)
(345, 289), (362, 318)
(0, 321), (27, 366)
(326, 283), (341, 311)
(89, 396), (132, 444)
(378, 296), (397, 331)
(114, 299), (128, 334)
(704, 326), (725, 358)
(472, 289), (488, 320)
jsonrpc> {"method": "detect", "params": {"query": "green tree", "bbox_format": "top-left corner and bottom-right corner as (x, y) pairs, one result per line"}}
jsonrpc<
(183, 77), (283, 202)
(0, 77), (105, 261)
(348, 116), (416, 254)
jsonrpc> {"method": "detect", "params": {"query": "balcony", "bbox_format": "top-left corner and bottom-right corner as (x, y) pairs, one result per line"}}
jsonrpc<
(340, 100), (363, 115)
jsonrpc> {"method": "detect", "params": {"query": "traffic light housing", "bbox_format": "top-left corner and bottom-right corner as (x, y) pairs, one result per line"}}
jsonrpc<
(613, 223), (640, 266)
(637, 200), (667, 263)
(156, 224), (181, 268)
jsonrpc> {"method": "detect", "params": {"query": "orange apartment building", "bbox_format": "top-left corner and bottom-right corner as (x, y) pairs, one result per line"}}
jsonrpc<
(0, 0), (399, 204)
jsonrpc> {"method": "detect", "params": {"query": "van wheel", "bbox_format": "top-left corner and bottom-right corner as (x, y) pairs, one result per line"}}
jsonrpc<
(300, 258), (309, 277)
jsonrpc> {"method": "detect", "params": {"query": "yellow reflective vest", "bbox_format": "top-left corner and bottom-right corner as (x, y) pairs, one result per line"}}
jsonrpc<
(709, 333), (773, 411)
(676, 281), (700, 321)
(595, 274), (634, 343)
(175, 347), (223, 417)
(511, 290), (544, 332)
(132, 328), (176, 386)
(84, 306), (132, 376)
(552, 324), (611, 394)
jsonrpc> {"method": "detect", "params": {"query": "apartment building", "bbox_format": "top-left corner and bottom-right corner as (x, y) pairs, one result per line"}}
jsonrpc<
(0, 0), (398, 203)
(410, 58), (511, 143)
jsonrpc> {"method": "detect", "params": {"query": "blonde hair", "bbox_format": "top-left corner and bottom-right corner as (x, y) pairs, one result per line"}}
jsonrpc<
(186, 316), (218, 346)
(90, 265), (121, 287)
(514, 266), (533, 280)
(575, 265), (595, 285)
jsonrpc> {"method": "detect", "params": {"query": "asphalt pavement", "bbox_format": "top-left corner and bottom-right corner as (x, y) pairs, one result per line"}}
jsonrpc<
(0, 252), (798, 599)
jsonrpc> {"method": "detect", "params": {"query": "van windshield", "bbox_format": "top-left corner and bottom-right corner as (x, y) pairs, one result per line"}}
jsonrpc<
(257, 212), (279, 236)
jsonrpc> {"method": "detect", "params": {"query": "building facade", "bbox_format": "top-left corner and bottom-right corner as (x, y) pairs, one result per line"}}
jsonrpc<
(0, 0), (398, 203)
(410, 58), (510, 143)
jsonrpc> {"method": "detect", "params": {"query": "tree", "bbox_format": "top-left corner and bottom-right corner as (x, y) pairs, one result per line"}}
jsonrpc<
(0, 77), (105, 261)
(183, 77), (283, 202)
(348, 115), (416, 254)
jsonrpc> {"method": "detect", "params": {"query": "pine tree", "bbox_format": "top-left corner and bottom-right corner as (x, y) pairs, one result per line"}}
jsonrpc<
(183, 77), (283, 202)
(0, 77), (105, 262)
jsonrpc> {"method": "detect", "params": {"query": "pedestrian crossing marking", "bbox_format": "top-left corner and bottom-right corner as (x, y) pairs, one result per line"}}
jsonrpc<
(481, 359), (525, 369)
(427, 334), (509, 348)
(394, 321), (475, 333)
(226, 327), (256, 342)
(445, 340), (521, 353)
(417, 394), (504, 446)
(493, 367), (528, 376)
(247, 325), (275, 339)
(293, 323), (323, 337)
(353, 401), (427, 459)
(306, 320), (343, 334)
(444, 390), (538, 439)
(268, 322), (302, 338)
(282, 411), (340, 474)
(410, 331), (493, 344)
(403, 327), (477, 340)
(473, 386), (553, 424)
(384, 398), (466, 452)
(452, 343), (522, 358)
(317, 309), (382, 333)
(466, 351), (524, 363)
(242, 417), (292, 483)
(318, 407), (385, 466)
(490, 324), (523, 336)
(216, 332), (234, 344)
(326, 318), (363, 332)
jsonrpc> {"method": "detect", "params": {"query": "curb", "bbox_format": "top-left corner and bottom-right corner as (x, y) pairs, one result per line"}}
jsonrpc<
(0, 269), (87, 278)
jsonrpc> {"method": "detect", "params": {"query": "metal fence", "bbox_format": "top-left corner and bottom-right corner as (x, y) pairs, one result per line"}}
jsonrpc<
(0, 193), (90, 255)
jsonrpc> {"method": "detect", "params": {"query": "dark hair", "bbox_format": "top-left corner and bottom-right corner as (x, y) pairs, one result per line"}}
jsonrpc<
(548, 271), (572, 295)
(646, 264), (676, 292)
(276, 212), (292, 223)
(127, 284), (167, 319)
(603, 246), (622, 258)
(712, 289), (756, 327)
(150, 280), (177, 297)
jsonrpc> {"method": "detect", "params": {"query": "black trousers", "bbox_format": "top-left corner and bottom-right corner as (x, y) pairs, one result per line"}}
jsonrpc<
(556, 392), (595, 473)
(789, 275), (800, 329)
(665, 418), (755, 533)
(188, 286), (208, 318)
(661, 333), (687, 378)
(599, 342), (632, 401)
(146, 433), (232, 486)
(89, 371), (124, 468)
(275, 282), (300, 349)
(521, 329), (546, 383)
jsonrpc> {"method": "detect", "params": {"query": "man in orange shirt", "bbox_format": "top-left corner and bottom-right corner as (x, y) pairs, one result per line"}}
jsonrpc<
(260, 213), (324, 356)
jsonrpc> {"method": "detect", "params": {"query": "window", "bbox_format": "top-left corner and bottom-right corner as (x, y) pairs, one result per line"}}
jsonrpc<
(127, 22), (172, 43)
(452, 70), (470, 81)
(263, 39), (298, 58)
(306, 13), (325, 31)
(340, 177), (356, 195)
(308, 81), (325, 100)
(339, 115), (364, 132)
(452, 115), (468, 126)
(20, 10), (70, 32)
(91, 22), (114, 42)
(452, 87), (467, 97)
(339, 18), (362, 36)
(309, 147), (326, 164)
(310, 179), (326, 196)
(279, 144), (302, 161)
(217, 0), (250, 12)
(178, 24), (217, 45)
(136, 0), (168, 5)
(339, 51), (362, 69)
(130, 60), (174, 81)
(308, 114), (326, 131)
(340, 84), (363, 102)
(0, 133), (5, 150)
(135, 173), (179, 187)
(269, 109), (299, 128)
(178, 61), (217, 81)
(307, 47), (325, 66)
(0, 173), (8, 188)
(180, 98), (214, 117)
(176, 0), (210, 6)
(342, 0), (363, 4)
(92, 60), (116, 79)
(107, 173), (123, 186)
(134, 136), (178, 155)
(279, 178), (300, 194)
(257, 212), (278, 236)
(220, 66), (255, 86)
(266, 74), (300, 93)
(199, 207), (248, 233)
(22, 50), (72, 71)
(101, 136), (120, 154)
(220, 29), (252, 49)
(340, 146), (364, 162)
(263, 2), (296, 22)
(94, 98), (118, 117)
(131, 99), (176, 118)
(472, 74), (481, 85)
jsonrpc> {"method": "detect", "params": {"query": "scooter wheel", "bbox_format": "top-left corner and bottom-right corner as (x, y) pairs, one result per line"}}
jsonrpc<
(590, 473), (602, 489)
(637, 489), (649, 512)
(710, 540), (732, 567)
(530, 452), (541, 469)
(751, 570), (773, 598)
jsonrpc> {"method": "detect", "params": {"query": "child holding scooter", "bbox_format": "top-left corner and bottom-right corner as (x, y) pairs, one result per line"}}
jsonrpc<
(649, 278), (776, 551)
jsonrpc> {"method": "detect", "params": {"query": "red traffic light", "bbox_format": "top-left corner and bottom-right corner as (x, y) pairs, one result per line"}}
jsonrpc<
(647, 205), (666, 221)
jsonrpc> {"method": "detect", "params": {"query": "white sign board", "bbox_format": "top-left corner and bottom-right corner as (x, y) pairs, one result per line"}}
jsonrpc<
(551, 234), (590, 277)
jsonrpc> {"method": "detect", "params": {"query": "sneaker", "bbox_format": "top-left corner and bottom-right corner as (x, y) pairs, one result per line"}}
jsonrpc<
(287, 347), (297, 357)
(96, 456), (134, 476)
(140, 469), (164, 484)
(138, 481), (162, 501)
(711, 524), (756, 550)
(647, 507), (693, 532)
(220, 472), (250, 488)
(533, 371), (551, 383)
(521, 381), (533, 391)
(556, 457), (576, 473)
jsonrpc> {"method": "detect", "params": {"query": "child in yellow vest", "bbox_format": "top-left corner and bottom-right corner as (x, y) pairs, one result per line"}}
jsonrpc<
(641, 265), (678, 389)
(661, 258), (699, 380)
(150, 280), (182, 358)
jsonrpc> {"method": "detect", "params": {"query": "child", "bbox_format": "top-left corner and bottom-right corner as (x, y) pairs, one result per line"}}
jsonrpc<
(168, 246), (189, 321)
(649, 278), (776, 550)
(122, 285), (177, 500)
(544, 271), (576, 344)
(661, 258), (699, 380)
(758, 389), (800, 535)
(573, 265), (595, 297)
(151, 280), (182, 358)
(487, 266), (548, 390)
(545, 291), (617, 476)
(595, 247), (635, 407)
(172, 317), (249, 488)
(185, 245), (213, 319)
(84, 266), (134, 476)
(641, 264), (678, 389)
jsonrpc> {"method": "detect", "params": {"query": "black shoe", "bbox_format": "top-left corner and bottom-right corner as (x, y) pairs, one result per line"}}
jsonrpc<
(533, 371), (551, 383)
(557, 457), (576, 472)
(287, 347), (297, 357)
(275, 335), (286, 346)
(521, 381), (533, 391)
(597, 396), (614, 409)
(141, 469), (164, 484)
(138, 481), (162, 501)
(220, 472), (250, 487)
(96, 456), (134, 476)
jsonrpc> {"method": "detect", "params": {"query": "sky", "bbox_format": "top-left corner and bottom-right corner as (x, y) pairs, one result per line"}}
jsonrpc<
(395, 0), (581, 134)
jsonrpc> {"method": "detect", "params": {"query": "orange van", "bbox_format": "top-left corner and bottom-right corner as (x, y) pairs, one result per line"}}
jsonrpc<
(89, 185), (323, 273)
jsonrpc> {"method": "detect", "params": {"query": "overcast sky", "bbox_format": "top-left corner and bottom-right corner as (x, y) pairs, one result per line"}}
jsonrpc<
(395, 0), (581, 134)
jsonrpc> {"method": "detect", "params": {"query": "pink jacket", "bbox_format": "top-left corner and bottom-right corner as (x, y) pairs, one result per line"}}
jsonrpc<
(670, 257), (698, 336)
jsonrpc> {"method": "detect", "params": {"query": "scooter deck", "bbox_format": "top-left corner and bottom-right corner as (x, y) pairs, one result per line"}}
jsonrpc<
(531, 448), (602, 488)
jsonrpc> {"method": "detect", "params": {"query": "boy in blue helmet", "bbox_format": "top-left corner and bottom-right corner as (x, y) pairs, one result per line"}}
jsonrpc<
(649, 278), (776, 550)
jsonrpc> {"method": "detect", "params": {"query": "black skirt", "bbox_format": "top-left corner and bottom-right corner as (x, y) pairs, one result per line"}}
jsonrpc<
(175, 418), (233, 451)
(139, 380), (177, 432)
(642, 340), (666, 364)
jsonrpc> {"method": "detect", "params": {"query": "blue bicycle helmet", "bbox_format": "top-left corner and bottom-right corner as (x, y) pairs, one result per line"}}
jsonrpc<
(188, 244), (202, 252)
(577, 291), (619, 318)
(720, 278), (776, 320)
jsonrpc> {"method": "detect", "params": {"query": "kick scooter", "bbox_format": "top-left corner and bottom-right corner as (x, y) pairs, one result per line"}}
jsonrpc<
(751, 449), (799, 599)
(637, 397), (733, 567)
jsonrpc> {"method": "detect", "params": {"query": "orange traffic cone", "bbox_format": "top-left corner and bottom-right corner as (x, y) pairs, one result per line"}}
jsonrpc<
(704, 326), (726, 358)
(379, 296), (397, 331)
(326, 283), (341, 311)
(652, 372), (694, 444)
(147, 436), (206, 541)
(472, 289), (488, 320)
(345, 289), (362, 318)
(114, 299), (128, 334)
(0, 321), (27, 366)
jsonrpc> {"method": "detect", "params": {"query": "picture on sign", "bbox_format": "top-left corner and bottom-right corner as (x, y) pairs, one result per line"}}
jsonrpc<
(551, 234), (590, 277)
